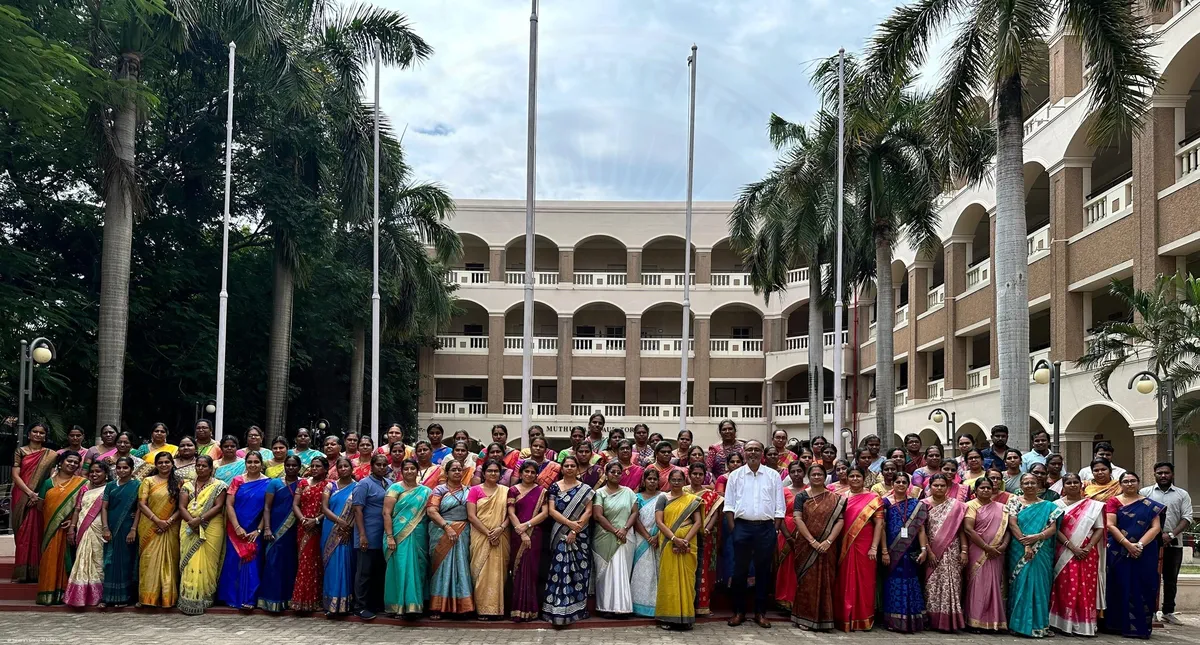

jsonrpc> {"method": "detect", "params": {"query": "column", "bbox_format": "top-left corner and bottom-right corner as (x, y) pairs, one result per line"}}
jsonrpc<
(556, 314), (573, 416)
(944, 237), (969, 391)
(418, 346), (435, 414)
(1049, 162), (1088, 362)
(626, 247), (642, 285)
(763, 316), (782, 354)
(1048, 31), (1084, 105)
(695, 248), (712, 284)
(625, 315), (642, 416)
(558, 246), (575, 284)
(1133, 99), (1186, 291)
(763, 378), (775, 430)
(487, 313), (505, 413)
(907, 263), (930, 401)
(988, 209), (999, 380)
(488, 246), (504, 282)
(1131, 422), (1162, 485)
(694, 316), (711, 416)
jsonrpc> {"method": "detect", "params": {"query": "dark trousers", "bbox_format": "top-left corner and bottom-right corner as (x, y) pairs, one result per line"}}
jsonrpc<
(353, 548), (386, 612)
(1163, 545), (1183, 614)
(731, 519), (775, 616)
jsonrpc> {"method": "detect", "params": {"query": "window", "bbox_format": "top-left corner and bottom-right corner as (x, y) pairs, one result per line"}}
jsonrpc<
(575, 325), (596, 338)
(463, 324), (484, 336)
(463, 385), (484, 401)
(731, 327), (751, 339)
(465, 262), (485, 271)
(605, 325), (626, 338)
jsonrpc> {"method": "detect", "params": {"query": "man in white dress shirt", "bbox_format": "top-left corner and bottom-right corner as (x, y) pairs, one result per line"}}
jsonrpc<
(722, 439), (785, 628)
(1076, 441), (1126, 481)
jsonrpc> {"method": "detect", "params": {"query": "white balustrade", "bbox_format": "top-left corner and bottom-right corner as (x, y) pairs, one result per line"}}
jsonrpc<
(639, 337), (691, 356)
(505, 270), (558, 285)
(1083, 177), (1133, 227)
(784, 335), (808, 351)
(448, 269), (488, 285)
(868, 321), (877, 341)
(1027, 225), (1050, 257)
(503, 402), (558, 416)
(868, 397), (877, 413)
(572, 337), (625, 355)
(436, 334), (488, 353)
(709, 338), (764, 355)
(434, 401), (487, 416)
(641, 273), (695, 288)
(822, 330), (848, 346)
(786, 267), (810, 285)
(570, 403), (625, 418)
(1177, 137), (1200, 181)
(711, 272), (752, 288)
(773, 402), (807, 418)
(967, 366), (991, 390)
(927, 284), (945, 310)
(1029, 348), (1051, 381)
(709, 405), (763, 419)
(895, 304), (909, 327)
(572, 271), (627, 287)
(895, 389), (909, 407)
(966, 259), (990, 289)
(926, 379), (945, 400)
(1023, 102), (1062, 139)
(504, 336), (558, 353)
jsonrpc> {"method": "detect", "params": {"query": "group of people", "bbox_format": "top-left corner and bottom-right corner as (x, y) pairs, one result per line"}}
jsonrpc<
(7, 416), (1192, 638)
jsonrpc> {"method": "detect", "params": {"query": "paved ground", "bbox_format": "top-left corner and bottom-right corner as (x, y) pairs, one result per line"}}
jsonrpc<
(3, 612), (1200, 644)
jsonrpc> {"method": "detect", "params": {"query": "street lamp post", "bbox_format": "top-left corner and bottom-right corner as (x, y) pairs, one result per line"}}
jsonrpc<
(1033, 359), (1062, 454)
(1128, 371), (1175, 464)
(16, 338), (55, 445)
(194, 399), (217, 425)
(929, 407), (956, 446)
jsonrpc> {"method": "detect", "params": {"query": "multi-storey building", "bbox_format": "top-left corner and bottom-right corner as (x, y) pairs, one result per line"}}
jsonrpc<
(419, 2), (1200, 487)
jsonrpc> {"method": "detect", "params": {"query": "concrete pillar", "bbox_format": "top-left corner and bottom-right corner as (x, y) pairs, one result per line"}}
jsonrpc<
(694, 317), (711, 416)
(557, 314), (573, 415)
(764, 316), (783, 354)
(908, 263), (930, 400)
(625, 315), (641, 416)
(487, 314), (505, 413)
(489, 247), (504, 283)
(696, 249), (712, 284)
(1133, 101), (1185, 292)
(988, 210), (999, 380)
(1132, 422), (1162, 485)
(1049, 163), (1087, 362)
(418, 346), (435, 414)
(1049, 32), (1084, 105)
(909, 351), (929, 402)
(559, 247), (575, 284)
(763, 379), (775, 430)
(626, 248), (642, 285)
(944, 238), (969, 391)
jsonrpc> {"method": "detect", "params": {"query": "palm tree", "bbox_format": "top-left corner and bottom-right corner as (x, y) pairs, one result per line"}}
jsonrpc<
(868, 0), (1164, 447)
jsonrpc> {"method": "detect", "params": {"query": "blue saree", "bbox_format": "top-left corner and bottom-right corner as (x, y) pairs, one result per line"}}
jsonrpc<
(883, 496), (928, 632)
(541, 481), (595, 626)
(383, 484), (431, 616)
(1007, 498), (1062, 638)
(217, 476), (270, 608)
(321, 480), (357, 614)
(1104, 497), (1165, 639)
(257, 478), (299, 612)
(213, 459), (246, 485)
(428, 484), (473, 614)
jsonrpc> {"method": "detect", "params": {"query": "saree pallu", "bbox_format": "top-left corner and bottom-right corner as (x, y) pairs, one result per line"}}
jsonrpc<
(137, 478), (180, 607)
(791, 489), (845, 631)
(579, 464), (604, 489)
(321, 481), (357, 614)
(469, 485), (510, 617)
(593, 486), (636, 614)
(508, 485), (547, 620)
(102, 479), (140, 605)
(64, 485), (106, 607)
(883, 497), (928, 632)
(178, 480), (228, 615)
(631, 492), (663, 617)
(12, 447), (56, 582)
(295, 449), (324, 468)
(265, 461), (287, 479)
(535, 460), (561, 488)
(427, 486), (473, 614)
(1104, 497), (1165, 639)
(775, 487), (799, 611)
(618, 464), (644, 490)
(923, 498), (967, 632)
(290, 478), (326, 612)
(217, 477), (269, 609)
(383, 484), (431, 615)
(1007, 499), (1062, 638)
(1050, 498), (1103, 635)
(655, 494), (701, 626)
(36, 476), (86, 605)
(964, 500), (1008, 630)
(541, 482), (595, 626)
(1084, 479), (1121, 502)
(213, 460), (245, 485)
(419, 465), (444, 489)
(133, 443), (178, 459)
(834, 492), (881, 632)
(696, 489), (723, 615)
(257, 478), (299, 612)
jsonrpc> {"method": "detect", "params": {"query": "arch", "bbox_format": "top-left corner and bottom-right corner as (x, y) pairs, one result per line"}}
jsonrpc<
(574, 233), (628, 250)
(642, 234), (697, 251)
(503, 233), (559, 272)
(503, 301), (559, 336)
(1158, 31), (1200, 96)
(1023, 161), (1049, 196)
(503, 299), (559, 315)
(572, 300), (627, 316)
(641, 302), (695, 338)
(457, 232), (490, 248)
(919, 427), (943, 448)
(1064, 402), (1134, 467)
(710, 237), (745, 273)
(957, 420), (988, 446)
(951, 202), (990, 237)
(711, 301), (765, 341)
(890, 259), (908, 285)
(710, 301), (764, 317)
(502, 232), (559, 250)
(573, 235), (628, 274)
(443, 299), (489, 335)
(453, 233), (491, 270)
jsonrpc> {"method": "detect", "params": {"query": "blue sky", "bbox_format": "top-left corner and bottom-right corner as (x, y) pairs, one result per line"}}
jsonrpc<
(374, 0), (910, 201)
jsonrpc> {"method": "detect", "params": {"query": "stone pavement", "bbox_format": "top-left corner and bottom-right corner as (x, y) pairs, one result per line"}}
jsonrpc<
(3, 612), (1200, 644)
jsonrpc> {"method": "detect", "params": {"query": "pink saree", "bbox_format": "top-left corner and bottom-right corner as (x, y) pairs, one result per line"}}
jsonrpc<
(964, 499), (1008, 631)
(1049, 498), (1103, 635)
(923, 498), (966, 631)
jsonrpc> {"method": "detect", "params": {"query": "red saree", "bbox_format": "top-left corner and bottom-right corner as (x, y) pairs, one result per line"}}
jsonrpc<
(696, 489), (723, 615)
(12, 447), (57, 582)
(775, 487), (800, 610)
(835, 491), (882, 632)
(290, 478), (326, 611)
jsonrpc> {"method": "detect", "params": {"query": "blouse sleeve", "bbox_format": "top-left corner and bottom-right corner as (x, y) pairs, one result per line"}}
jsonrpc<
(467, 485), (484, 504)
(965, 500), (978, 520)
(793, 492), (807, 518)
(227, 475), (243, 497)
(1103, 497), (1123, 514)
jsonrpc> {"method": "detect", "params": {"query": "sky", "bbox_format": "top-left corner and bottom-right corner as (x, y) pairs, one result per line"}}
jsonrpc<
(373, 0), (912, 201)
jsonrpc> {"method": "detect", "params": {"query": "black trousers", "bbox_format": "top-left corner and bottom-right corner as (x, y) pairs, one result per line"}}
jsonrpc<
(353, 548), (386, 612)
(1162, 545), (1183, 614)
(731, 519), (776, 616)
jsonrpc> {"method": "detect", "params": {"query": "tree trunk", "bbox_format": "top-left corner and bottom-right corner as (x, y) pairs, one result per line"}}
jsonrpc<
(875, 237), (895, 451)
(808, 261), (825, 439)
(265, 240), (295, 440)
(349, 324), (365, 433)
(95, 53), (141, 438)
(994, 75), (1030, 449)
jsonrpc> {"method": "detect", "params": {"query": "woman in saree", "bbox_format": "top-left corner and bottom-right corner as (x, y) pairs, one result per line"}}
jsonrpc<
(613, 440), (646, 489)
(775, 460), (806, 612)
(645, 441), (679, 483)
(1006, 472), (1063, 638)
(133, 422), (177, 460)
(508, 459), (548, 621)
(962, 477), (1009, 631)
(912, 445), (944, 491)
(263, 437), (289, 479)
(466, 458), (511, 618)
(439, 441), (476, 487)
(426, 460), (474, 618)
(1049, 473), (1104, 635)
(871, 458), (922, 499)
(654, 468), (702, 630)
(527, 436), (561, 487)
(101, 457), (140, 606)
(322, 435), (343, 466)
(715, 451), (745, 587)
(790, 463), (846, 632)
(829, 459), (852, 495)
(236, 425), (272, 461)
(542, 455), (595, 627)
(177, 456), (228, 615)
(1085, 457), (1121, 502)
(11, 422), (56, 582)
(960, 449), (987, 495)
(670, 429), (694, 465)
(292, 428), (324, 469)
(631, 469), (664, 618)
(289, 456), (328, 612)
(111, 432), (144, 479)
(351, 436), (374, 477)
(64, 461), (109, 607)
(477, 443), (517, 487)
(1103, 471), (1163, 639)
(412, 440), (444, 489)
(576, 441), (605, 488)
(213, 436), (245, 485)
(36, 451), (86, 605)
(258, 455), (302, 613)
(882, 471), (929, 632)
(1047, 454), (1066, 494)
(685, 463), (722, 615)
(985, 469), (1013, 504)
(83, 424), (120, 474)
(939, 460), (968, 502)
(592, 461), (637, 616)
(1030, 463), (1060, 501)
(772, 429), (796, 473)
(137, 452), (181, 607)
(382, 458), (432, 618)
(218, 451), (270, 609)
(835, 467), (883, 632)
(320, 456), (357, 615)
(173, 437), (198, 483)
(683, 446), (715, 487)
(923, 474), (968, 632)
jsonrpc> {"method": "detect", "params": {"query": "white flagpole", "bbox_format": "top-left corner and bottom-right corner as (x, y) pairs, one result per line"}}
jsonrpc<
(680, 45), (697, 435)
(215, 41), (236, 441)
(832, 48), (846, 441)
(520, 0), (539, 450)
(371, 48), (382, 447)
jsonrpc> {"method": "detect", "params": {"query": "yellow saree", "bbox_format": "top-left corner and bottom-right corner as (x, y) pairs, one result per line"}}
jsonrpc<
(655, 493), (701, 626)
(468, 485), (510, 617)
(137, 477), (179, 607)
(178, 479), (228, 615)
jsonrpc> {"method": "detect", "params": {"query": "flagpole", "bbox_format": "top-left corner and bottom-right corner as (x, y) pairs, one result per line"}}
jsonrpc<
(680, 44), (697, 435)
(371, 47), (382, 447)
(520, 0), (539, 450)
(215, 41), (236, 441)
(832, 48), (846, 442)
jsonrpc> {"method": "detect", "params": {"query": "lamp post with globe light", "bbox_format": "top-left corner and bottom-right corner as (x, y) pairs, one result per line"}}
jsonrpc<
(1128, 371), (1174, 464)
(1032, 359), (1061, 453)
(16, 338), (55, 445)
(194, 399), (217, 430)
(929, 407), (955, 446)
(840, 427), (853, 458)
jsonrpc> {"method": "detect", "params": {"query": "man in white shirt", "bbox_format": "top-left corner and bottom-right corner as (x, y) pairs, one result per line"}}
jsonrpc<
(1020, 430), (1064, 474)
(722, 440), (785, 628)
(1076, 441), (1126, 481)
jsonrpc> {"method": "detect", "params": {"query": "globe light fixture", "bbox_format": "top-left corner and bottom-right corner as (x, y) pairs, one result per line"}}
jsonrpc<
(1135, 376), (1156, 395)
(932, 410), (944, 424)
(1033, 366), (1050, 385)
(31, 346), (53, 364)
(205, 402), (217, 415)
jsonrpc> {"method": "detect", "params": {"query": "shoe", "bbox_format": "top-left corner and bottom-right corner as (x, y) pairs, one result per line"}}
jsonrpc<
(1166, 613), (1184, 626)
(1156, 611), (1165, 623)
(357, 609), (376, 621)
(754, 615), (772, 628)
(728, 614), (746, 627)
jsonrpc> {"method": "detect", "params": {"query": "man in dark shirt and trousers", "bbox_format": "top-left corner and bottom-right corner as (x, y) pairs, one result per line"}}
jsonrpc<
(352, 454), (394, 620)
(1142, 462), (1192, 625)
(978, 424), (1010, 471)
(723, 440), (785, 628)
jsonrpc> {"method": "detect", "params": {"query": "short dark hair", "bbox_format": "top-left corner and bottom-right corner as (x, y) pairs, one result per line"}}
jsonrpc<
(1031, 429), (1050, 441)
(903, 433), (921, 443)
(990, 425), (1008, 436)
(1154, 461), (1175, 473)
(1093, 441), (1114, 454)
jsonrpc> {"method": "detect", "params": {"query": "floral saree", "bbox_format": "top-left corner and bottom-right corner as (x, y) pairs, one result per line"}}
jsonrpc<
(427, 485), (473, 615)
(64, 484), (106, 607)
(1049, 497), (1103, 635)
(541, 482), (594, 626)
(1006, 498), (1062, 638)
(923, 498), (967, 632)
(178, 479), (228, 615)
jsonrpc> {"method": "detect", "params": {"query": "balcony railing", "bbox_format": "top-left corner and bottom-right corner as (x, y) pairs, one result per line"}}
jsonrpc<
(868, 397), (877, 413)
(502, 402), (558, 416)
(1177, 136), (1200, 181)
(640, 337), (692, 356)
(967, 366), (991, 390)
(785, 267), (810, 285)
(1023, 101), (1063, 139)
(639, 404), (693, 418)
(572, 271), (627, 287)
(966, 259), (990, 289)
(711, 272), (752, 288)
(895, 304), (909, 327)
(710, 338), (764, 355)
(570, 403), (626, 418)
(823, 330), (849, 346)
(708, 405), (764, 419)
(868, 321), (877, 341)
(448, 269), (488, 285)
(926, 379), (945, 400)
(505, 270), (559, 285)
(1028, 225), (1050, 257)
(572, 337), (625, 355)
(436, 334), (488, 353)
(641, 273), (695, 288)
(434, 401), (487, 416)
(784, 331), (848, 351)
(927, 284), (945, 310)
(773, 401), (835, 419)
(1029, 348), (1051, 381)
(895, 389), (908, 408)
(504, 336), (558, 354)
(1084, 176), (1134, 227)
